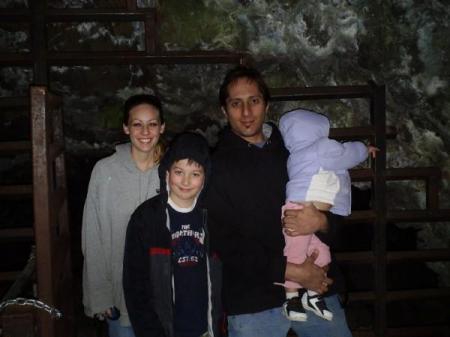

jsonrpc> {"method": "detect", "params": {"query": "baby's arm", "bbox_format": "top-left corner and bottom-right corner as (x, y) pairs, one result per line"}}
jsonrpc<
(317, 138), (369, 170)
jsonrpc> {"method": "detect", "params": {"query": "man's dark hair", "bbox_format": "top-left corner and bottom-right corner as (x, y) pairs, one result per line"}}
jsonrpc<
(219, 66), (270, 108)
(123, 94), (164, 125)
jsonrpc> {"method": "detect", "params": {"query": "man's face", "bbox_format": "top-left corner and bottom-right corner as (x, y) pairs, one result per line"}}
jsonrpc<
(222, 77), (268, 144)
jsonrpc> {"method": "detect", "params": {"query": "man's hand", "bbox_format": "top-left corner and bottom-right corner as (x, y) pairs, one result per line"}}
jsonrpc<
(282, 202), (327, 236)
(285, 250), (333, 294)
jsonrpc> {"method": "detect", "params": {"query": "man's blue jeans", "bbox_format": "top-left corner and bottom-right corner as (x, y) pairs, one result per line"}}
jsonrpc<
(227, 294), (353, 337)
(107, 319), (135, 337)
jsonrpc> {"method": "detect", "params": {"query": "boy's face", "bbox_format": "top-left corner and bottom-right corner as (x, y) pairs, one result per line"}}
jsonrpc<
(167, 159), (205, 208)
(222, 77), (268, 144)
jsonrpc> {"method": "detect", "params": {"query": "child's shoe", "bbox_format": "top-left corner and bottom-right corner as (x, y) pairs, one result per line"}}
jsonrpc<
(301, 291), (333, 321)
(282, 296), (307, 321)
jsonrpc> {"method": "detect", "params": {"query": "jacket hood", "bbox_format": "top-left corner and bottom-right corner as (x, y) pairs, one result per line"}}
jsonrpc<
(115, 143), (137, 172)
(279, 109), (330, 152)
(158, 132), (211, 203)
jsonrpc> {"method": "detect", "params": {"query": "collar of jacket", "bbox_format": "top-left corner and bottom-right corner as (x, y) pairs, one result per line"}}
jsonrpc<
(216, 122), (284, 150)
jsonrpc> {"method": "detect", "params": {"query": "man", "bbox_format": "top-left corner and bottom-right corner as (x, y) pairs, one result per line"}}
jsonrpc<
(206, 66), (353, 337)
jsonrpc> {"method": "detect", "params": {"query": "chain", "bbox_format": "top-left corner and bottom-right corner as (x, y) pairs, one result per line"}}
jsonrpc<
(0, 297), (62, 319)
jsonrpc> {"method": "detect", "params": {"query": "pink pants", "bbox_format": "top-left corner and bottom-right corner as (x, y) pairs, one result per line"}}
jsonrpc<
(282, 201), (331, 289)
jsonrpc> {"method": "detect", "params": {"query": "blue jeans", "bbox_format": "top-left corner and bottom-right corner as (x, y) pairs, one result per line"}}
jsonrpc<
(227, 294), (352, 337)
(107, 319), (135, 337)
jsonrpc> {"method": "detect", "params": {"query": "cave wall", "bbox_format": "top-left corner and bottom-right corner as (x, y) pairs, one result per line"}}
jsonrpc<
(1, 0), (449, 285)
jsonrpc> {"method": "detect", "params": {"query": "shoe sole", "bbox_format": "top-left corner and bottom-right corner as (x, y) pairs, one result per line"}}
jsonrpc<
(301, 295), (333, 321)
(282, 306), (307, 322)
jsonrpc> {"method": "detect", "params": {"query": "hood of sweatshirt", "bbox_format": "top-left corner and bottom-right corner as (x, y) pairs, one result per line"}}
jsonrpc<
(115, 142), (140, 172)
(114, 142), (160, 207)
(279, 109), (330, 153)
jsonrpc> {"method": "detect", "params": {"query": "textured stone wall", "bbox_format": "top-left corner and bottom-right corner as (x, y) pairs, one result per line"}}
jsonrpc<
(1, 0), (449, 291)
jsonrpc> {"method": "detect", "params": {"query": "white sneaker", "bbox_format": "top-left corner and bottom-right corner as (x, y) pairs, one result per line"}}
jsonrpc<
(301, 291), (333, 321)
(282, 296), (307, 321)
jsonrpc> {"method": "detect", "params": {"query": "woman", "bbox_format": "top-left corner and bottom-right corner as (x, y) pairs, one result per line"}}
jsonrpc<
(82, 94), (165, 337)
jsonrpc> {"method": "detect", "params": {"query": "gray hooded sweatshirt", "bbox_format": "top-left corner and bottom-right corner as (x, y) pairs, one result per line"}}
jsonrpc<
(82, 143), (160, 326)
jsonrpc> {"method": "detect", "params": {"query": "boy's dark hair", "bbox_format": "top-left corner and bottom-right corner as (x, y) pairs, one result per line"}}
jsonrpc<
(123, 94), (164, 125)
(159, 132), (211, 185)
(219, 66), (270, 108)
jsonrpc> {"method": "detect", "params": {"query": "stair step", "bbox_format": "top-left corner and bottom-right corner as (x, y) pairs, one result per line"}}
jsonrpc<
(0, 51), (246, 66)
(388, 249), (450, 262)
(0, 227), (34, 240)
(344, 209), (450, 224)
(388, 209), (450, 222)
(0, 185), (33, 198)
(0, 96), (29, 108)
(271, 84), (376, 100)
(352, 326), (450, 337)
(336, 249), (450, 264)
(330, 126), (397, 140)
(348, 287), (450, 302)
(350, 167), (442, 181)
(387, 325), (450, 337)
(0, 141), (31, 154)
(344, 210), (377, 224)
(0, 271), (19, 281)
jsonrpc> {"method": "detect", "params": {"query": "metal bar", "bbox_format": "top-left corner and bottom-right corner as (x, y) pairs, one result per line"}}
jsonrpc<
(30, 0), (48, 85)
(386, 288), (450, 301)
(0, 185), (33, 197)
(0, 52), (246, 66)
(270, 84), (373, 101)
(0, 9), (31, 22)
(385, 167), (441, 180)
(349, 167), (442, 182)
(46, 8), (152, 22)
(329, 126), (397, 141)
(387, 325), (450, 337)
(0, 271), (20, 281)
(126, 0), (137, 10)
(0, 97), (30, 108)
(0, 53), (32, 66)
(0, 141), (31, 154)
(348, 291), (376, 301)
(335, 251), (374, 264)
(343, 210), (377, 224)
(371, 83), (387, 337)
(387, 209), (450, 222)
(426, 175), (440, 209)
(387, 249), (450, 263)
(31, 85), (55, 337)
(0, 227), (34, 240)
(144, 12), (157, 55)
(46, 51), (246, 65)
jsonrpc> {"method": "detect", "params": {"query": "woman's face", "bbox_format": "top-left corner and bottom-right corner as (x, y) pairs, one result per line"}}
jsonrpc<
(123, 103), (165, 156)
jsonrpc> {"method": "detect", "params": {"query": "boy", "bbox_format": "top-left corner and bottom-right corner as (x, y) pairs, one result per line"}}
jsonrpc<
(123, 132), (222, 337)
